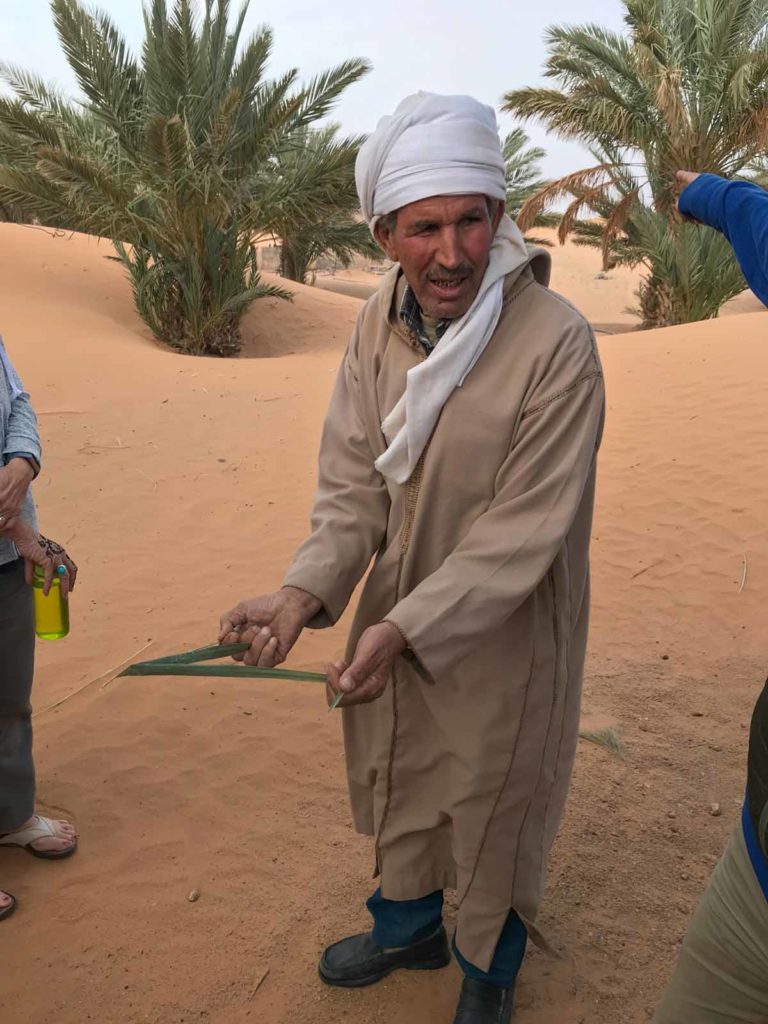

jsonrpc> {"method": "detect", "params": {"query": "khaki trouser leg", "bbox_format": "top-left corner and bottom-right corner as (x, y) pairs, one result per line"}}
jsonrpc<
(654, 826), (768, 1024)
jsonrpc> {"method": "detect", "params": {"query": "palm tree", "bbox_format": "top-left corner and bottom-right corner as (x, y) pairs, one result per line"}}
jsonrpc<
(267, 126), (379, 284)
(503, 127), (557, 245)
(0, 0), (370, 355)
(503, 0), (768, 327)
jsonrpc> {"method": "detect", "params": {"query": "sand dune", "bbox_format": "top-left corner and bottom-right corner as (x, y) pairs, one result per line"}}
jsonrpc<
(0, 223), (766, 1024)
(242, 273), (361, 359)
(722, 289), (767, 316)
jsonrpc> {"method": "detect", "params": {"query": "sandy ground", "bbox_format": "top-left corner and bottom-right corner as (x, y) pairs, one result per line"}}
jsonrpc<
(0, 223), (766, 1024)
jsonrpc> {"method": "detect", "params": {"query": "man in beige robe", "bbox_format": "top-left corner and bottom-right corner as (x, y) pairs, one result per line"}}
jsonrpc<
(219, 93), (605, 1024)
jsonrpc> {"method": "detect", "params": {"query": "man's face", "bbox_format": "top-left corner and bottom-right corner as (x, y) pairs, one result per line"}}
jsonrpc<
(374, 194), (504, 320)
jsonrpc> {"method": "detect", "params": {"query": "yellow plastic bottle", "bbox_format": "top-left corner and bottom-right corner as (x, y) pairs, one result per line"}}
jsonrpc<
(33, 566), (70, 640)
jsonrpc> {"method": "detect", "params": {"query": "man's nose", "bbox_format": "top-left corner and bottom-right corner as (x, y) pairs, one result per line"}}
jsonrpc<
(435, 227), (462, 270)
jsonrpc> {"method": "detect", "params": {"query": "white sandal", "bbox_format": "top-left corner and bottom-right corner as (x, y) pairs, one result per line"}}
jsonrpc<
(0, 815), (78, 860)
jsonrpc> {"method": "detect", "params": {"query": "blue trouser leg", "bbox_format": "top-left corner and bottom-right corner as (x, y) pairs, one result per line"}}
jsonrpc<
(367, 887), (444, 947)
(367, 888), (527, 988)
(453, 910), (528, 989)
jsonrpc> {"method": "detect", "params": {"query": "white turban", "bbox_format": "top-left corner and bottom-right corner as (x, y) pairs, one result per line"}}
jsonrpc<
(356, 92), (532, 485)
(356, 92), (507, 229)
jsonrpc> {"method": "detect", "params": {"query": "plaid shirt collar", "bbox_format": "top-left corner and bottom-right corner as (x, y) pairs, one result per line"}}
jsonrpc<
(399, 284), (451, 355)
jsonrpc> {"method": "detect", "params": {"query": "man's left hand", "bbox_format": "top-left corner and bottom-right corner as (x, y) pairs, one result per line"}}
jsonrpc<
(0, 458), (34, 531)
(326, 622), (406, 707)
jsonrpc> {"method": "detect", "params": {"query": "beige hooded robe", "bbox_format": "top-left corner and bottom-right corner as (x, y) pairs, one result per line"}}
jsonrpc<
(283, 249), (605, 970)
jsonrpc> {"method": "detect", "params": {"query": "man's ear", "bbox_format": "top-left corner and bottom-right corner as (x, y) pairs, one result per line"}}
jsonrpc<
(374, 219), (398, 261)
(491, 198), (505, 232)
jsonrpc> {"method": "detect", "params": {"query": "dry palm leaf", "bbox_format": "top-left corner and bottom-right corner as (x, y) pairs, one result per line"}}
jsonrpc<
(579, 727), (628, 758)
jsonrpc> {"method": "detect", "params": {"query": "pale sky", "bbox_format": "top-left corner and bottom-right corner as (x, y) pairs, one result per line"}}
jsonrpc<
(1, 0), (628, 178)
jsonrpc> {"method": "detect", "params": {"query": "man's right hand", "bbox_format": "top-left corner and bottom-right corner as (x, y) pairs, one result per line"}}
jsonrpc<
(218, 587), (323, 668)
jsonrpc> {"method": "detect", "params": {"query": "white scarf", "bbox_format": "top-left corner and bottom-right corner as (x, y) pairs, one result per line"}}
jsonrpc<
(355, 93), (529, 484)
(375, 215), (529, 484)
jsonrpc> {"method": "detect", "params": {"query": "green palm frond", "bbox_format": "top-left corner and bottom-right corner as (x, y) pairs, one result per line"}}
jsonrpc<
(0, 98), (65, 148)
(229, 27), (273, 110)
(503, 127), (557, 245)
(0, 64), (72, 119)
(290, 59), (372, 132)
(0, 165), (78, 224)
(52, 0), (143, 150)
(265, 125), (377, 282)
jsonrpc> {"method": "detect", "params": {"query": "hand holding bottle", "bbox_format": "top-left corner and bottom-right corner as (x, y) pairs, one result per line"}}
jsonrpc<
(1, 521), (77, 597)
(33, 535), (78, 598)
(3, 524), (77, 640)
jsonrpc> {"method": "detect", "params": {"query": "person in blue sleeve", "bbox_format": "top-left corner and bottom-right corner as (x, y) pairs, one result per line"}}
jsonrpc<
(653, 173), (768, 1022)
(0, 336), (79, 923)
(677, 170), (768, 307)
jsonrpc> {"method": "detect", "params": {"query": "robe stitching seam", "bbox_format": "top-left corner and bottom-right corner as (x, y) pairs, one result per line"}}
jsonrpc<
(456, 626), (538, 914)
(375, 454), (426, 868)
(537, 552), (572, 867)
(499, 275), (535, 317)
(374, 663), (401, 874)
(345, 355), (360, 386)
(510, 568), (561, 896)
(522, 372), (602, 419)
(536, 288), (599, 351)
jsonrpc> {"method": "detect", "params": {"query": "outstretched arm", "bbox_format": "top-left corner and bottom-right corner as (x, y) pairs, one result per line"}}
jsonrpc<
(677, 171), (768, 307)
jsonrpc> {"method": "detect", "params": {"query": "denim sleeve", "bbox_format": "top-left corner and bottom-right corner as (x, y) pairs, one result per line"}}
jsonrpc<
(3, 390), (42, 467)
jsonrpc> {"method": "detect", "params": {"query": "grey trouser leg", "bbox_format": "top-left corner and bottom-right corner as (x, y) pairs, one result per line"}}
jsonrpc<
(654, 826), (768, 1024)
(0, 559), (35, 831)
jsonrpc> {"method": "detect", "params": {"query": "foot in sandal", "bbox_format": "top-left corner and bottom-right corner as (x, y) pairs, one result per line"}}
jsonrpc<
(0, 890), (16, 921)
(0, 814), (77, 859)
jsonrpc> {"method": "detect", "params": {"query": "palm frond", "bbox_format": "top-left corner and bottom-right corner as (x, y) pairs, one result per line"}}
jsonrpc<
(601, 186), (641, 268)
(289, 59), (372, 132)
(515, 164), (615, 233)
(557, 184), (616, 244)
(52, 0), (143, 150)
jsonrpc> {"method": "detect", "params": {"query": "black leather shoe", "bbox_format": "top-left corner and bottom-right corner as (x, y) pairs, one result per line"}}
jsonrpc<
(453, 978), (514, 1023)
(318, 926), (450, 988)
